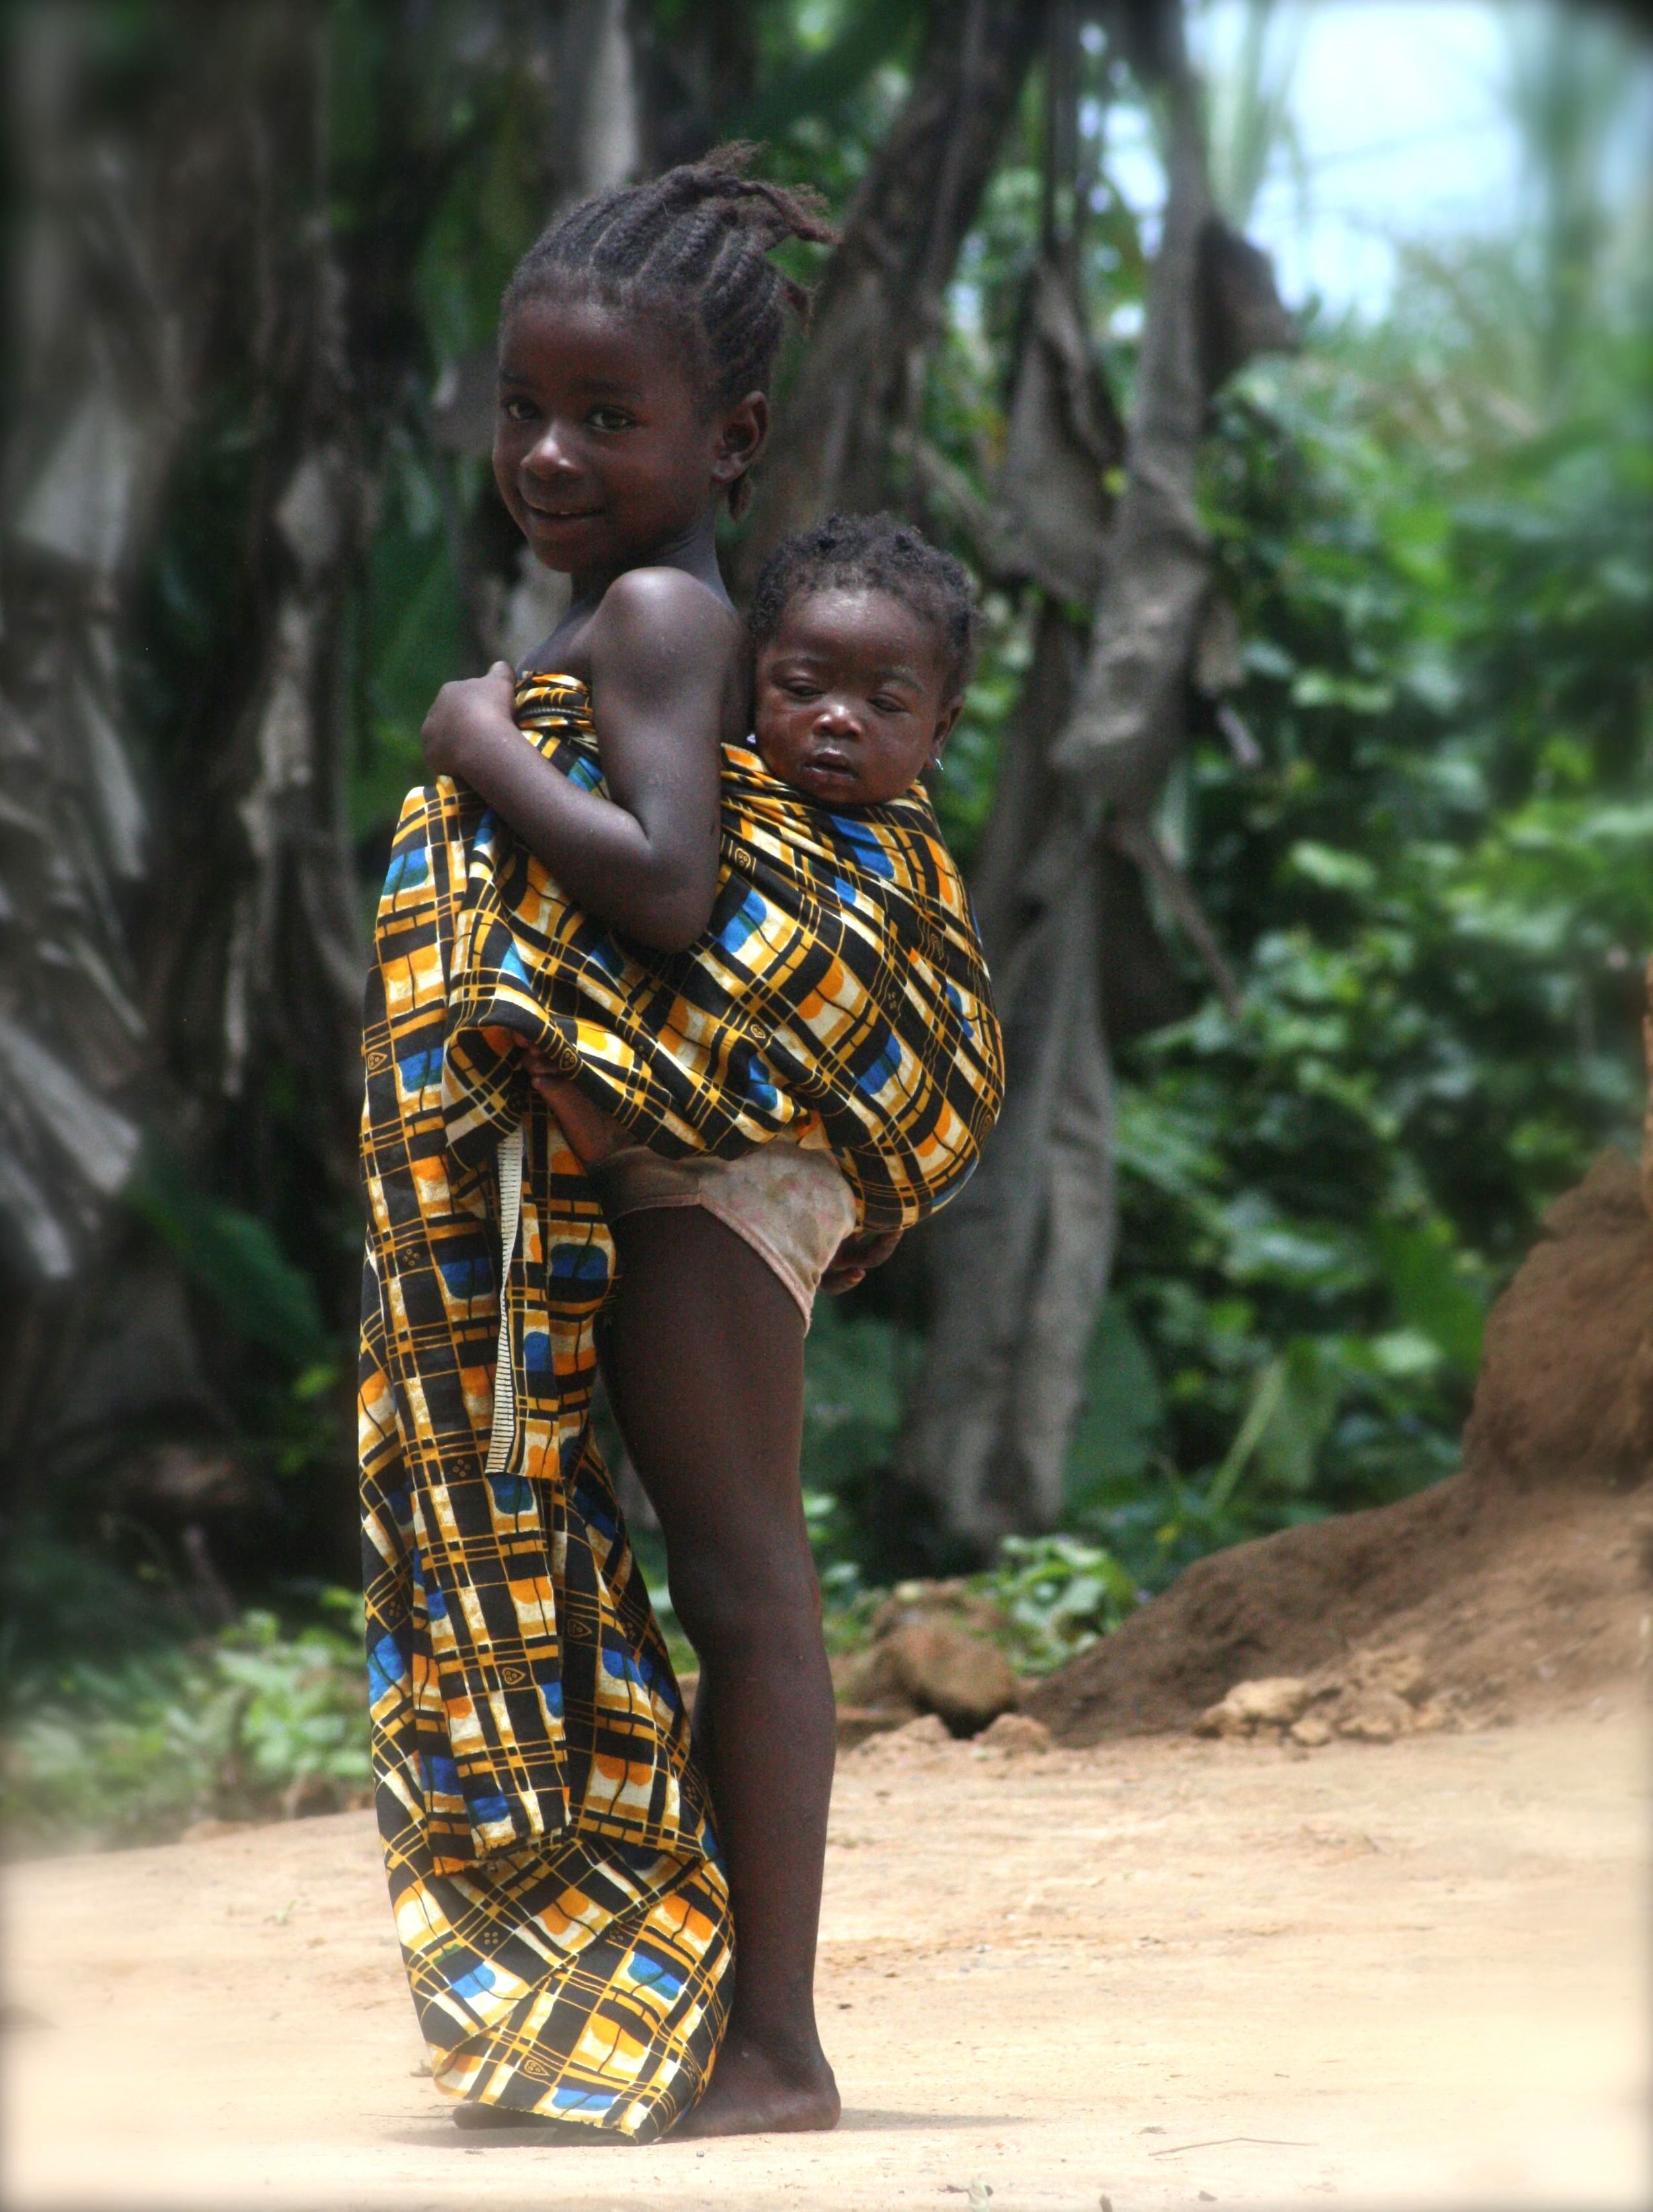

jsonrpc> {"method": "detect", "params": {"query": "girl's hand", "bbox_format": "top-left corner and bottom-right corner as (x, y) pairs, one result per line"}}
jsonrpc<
(421, 661), (518, 779)
(823, 1227), (901, 1295)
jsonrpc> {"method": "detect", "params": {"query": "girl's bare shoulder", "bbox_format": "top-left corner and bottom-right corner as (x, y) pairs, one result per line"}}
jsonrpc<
(588, 567), (749, 735)
(592, 565), (743, 651)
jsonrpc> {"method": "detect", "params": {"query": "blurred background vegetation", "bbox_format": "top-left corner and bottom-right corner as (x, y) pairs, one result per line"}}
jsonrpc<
(2, 0), (1649, 1850)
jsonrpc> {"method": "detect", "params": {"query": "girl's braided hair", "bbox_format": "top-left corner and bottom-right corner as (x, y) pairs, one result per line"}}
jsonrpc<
(749, 512), (979, 694)
(503, 145), (838, 516)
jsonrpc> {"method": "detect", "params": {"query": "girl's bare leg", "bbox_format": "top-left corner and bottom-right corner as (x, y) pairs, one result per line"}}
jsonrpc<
(598, 1205), (840, 2137)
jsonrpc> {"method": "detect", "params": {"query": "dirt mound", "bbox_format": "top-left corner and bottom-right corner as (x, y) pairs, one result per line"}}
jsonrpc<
(1463, 1149), (1653, 1488)
(1031, 1148), (1653, 1746)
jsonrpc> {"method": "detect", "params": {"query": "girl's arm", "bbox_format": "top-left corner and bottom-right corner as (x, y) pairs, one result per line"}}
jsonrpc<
(421, 569), (730, 953)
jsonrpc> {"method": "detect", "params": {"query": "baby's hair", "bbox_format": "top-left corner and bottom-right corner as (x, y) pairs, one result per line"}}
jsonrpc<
(503, 145), (838, 516)
(748, 512), (979, 694)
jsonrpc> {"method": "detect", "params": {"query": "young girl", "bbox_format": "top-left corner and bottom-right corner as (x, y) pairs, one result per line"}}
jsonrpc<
(359, 153), (1000, 2147)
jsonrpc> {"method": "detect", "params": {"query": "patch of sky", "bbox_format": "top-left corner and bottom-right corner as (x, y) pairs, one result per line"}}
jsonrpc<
(1189, 1), (1518, 317)
(1070, 5), (1572, 324)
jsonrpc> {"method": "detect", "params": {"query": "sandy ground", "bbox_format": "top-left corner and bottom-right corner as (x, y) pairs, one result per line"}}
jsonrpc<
(3, 1702), (1647, 2212)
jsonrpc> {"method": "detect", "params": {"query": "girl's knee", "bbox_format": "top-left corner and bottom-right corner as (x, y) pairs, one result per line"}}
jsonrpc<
(667, 1541), (820, 1660)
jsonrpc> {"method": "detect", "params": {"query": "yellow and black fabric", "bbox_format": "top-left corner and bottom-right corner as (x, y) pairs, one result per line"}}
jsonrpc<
(444, 676), (1004, 1238)
(360, 762), (729, 2136)
(357, 674), (1002, 2134)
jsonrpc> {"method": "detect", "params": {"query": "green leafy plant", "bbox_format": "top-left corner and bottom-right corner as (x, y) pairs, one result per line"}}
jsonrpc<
(971, 1535), (1141, 1676)
(1, 1595), (370, 1856)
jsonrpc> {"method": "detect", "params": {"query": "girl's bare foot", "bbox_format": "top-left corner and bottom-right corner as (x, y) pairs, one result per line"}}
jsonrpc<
(674, 2036), (841, 2139)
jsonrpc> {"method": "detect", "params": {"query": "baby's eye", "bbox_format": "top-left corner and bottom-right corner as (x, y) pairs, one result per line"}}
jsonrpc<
(870, 694), (908, 716)
(499, 395), (538, 424)
(783, 681), (821, 700)
(587, 406), (634, 432)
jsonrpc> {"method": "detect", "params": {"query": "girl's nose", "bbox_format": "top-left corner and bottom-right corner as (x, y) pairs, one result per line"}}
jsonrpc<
(524, 423), (579, 477)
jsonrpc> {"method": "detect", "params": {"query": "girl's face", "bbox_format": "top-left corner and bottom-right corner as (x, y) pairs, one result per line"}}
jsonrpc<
(493, 293), (766, 581)
(753, 588), (963, 807)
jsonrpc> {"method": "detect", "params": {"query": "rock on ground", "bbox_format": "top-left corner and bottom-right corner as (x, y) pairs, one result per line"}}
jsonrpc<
(831, 1580), (1020, 1739)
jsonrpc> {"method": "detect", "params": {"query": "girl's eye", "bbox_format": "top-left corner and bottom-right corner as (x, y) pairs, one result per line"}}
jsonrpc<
(588, 407), (633, 432)
(500, 396), (538, 424)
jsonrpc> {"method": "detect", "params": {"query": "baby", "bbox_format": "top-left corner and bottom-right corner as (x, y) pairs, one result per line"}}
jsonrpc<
(526, 513), (974, 1306)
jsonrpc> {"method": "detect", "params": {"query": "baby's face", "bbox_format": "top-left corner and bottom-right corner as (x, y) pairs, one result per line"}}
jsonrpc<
(753, 589), (961, 807)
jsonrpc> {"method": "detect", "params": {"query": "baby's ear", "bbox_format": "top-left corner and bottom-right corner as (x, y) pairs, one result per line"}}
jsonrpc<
(931, 695), (965, 756)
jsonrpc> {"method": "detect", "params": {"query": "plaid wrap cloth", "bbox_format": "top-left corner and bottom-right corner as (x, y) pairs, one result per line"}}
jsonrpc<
(442, 675), (1004, 1235)
(357, 673), (1001, 2130)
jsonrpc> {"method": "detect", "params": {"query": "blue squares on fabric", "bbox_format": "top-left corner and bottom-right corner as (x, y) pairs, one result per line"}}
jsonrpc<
(438, 1254), (493, 1303)
(398, 1047), (444, 1094)
(368, 1633), (407, 1700)
(548, 1241), (610, 1287)
(716, 889), (768, 953)
(743, 1052), (778, 1111)
(487, 1473), (535, 1518)
(856, 1031), (903, 1097)
(383, 845), (430, 897)
(828, 813), (896, 878)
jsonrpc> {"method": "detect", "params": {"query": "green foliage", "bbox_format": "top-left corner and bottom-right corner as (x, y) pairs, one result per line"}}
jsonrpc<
(733, 0), (926, 144)
(930, 588), (1031, 865)
(40, 5), (1650, 1802)
(128, 1143), (327, 1363)
(1, 1527), (195, 1688)
(2, 1594), (369, 1855)
(969, 1535), (1139, 1675)
(801, 1299), (918, 1496)
(1057, 333), (1652, 1561)
(355, 438), (471, 842)
(787, 34), (1652, 1611)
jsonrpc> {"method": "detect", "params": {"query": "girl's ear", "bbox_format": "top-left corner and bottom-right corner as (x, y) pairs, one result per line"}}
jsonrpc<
(711, 390), (770, 493)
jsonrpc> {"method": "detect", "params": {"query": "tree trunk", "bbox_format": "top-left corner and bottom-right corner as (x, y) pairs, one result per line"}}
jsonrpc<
(903, 13), (1294, 1547)
(0, 8), (369, 1566)
(0, 4), (164, 1483)
(436, 0), (661, 666)
(734, 0), (1049, 581)
(1, 1), (688, 1548)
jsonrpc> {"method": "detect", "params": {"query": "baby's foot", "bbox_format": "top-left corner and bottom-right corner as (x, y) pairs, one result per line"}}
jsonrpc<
(674, 2039), (840, 2139)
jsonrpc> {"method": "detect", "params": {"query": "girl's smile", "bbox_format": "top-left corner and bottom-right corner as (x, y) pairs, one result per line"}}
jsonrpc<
(493, 294), (766, 592)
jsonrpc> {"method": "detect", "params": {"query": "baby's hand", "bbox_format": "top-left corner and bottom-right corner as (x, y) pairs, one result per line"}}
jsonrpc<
(823, 1227), (901, 1295)
(522, 1045), (626, 1165)
(421, 661), (518, 779)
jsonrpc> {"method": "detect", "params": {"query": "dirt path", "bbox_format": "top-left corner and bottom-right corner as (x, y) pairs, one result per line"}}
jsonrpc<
(3, 1703), (1646, 2212)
